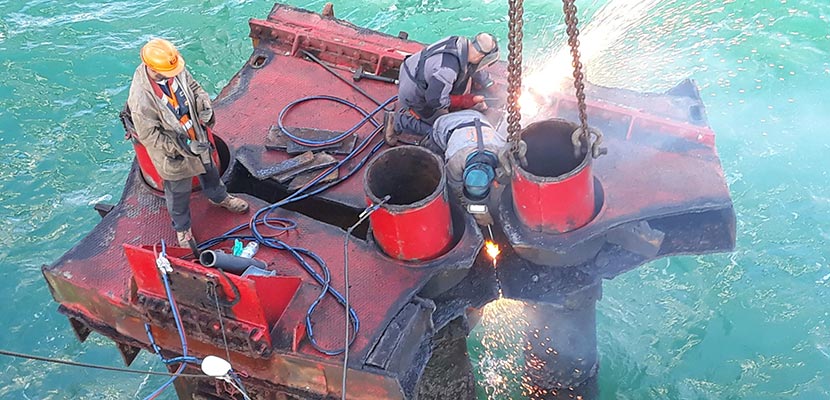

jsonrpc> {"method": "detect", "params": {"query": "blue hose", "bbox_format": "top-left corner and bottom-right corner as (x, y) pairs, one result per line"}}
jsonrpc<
(143, 240), (194, 400)
(144, 324), (200, 365)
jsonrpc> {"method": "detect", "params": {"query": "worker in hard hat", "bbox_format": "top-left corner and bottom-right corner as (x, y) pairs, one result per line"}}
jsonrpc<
(127, 38), (249, 248)
(394, 33), (499, 138)
(429, 109), (508, 226)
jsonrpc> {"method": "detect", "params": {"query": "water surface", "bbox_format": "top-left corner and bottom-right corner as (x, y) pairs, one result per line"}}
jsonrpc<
(0, 0), (827, 398)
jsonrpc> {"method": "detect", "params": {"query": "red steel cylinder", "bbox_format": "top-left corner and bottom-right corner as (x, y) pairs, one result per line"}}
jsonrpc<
(131, 139), (165, 191)
(510, 119), (596, 233)
(364, 146), (453, 261)
(130, 127), (222, 192)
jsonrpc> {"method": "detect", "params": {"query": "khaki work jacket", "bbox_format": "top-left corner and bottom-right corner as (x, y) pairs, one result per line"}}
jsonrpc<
(127, 64), (214, 181)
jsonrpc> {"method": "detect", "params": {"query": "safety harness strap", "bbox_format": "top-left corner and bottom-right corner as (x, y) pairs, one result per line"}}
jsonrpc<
(403, 37), (464, 91)
(474, 118), (485, 153)
(451, 119), (493, 132)
(149, 77), (197, 140)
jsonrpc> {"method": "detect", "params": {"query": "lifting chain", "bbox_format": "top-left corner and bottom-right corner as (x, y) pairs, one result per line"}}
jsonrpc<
(562, 0), (605, 158)
(506, 0), (524, 154)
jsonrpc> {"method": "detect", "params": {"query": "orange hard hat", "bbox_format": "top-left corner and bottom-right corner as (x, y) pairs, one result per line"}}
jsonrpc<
(141, 38), (185, 78)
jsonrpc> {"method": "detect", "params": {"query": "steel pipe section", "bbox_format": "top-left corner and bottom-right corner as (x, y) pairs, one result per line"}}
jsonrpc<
(364, 146), (453, 261)
(522, 295), (600, 397)
(510, 119), (596, 233)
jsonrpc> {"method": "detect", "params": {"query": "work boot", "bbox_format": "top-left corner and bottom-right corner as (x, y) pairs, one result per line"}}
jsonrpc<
(176, 228), (194, 248)
(211, 195), (249, 214)
(383, 110), (399, 146)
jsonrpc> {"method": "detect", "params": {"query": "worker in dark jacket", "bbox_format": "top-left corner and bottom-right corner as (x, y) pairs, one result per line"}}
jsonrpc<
(127, 38), (249, 248)
(395, 33), (499, 136)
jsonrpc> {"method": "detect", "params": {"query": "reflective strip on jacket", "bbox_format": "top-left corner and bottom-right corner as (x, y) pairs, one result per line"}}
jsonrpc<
(152, 77), (198, 140)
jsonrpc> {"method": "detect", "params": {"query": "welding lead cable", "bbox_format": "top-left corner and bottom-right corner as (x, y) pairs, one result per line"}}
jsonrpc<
(282, 241), (359, 355)
(342, 230), (352, 399)
(0, 349), (210, 378)
(144, 240), (194, 400)
(278, 95), (396, 147)
(342, 228), (354, 399)
(226, 373), (253, 400)
(211, 284), (233, 365)
(342, 195), (390, 399)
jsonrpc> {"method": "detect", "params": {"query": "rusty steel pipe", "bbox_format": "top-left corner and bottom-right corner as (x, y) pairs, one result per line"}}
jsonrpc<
(364, 146), (453, 261)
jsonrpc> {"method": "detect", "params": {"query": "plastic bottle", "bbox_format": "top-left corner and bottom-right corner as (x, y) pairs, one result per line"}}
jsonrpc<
(232, 239), (244, 256)
(239, 241), (259, 259)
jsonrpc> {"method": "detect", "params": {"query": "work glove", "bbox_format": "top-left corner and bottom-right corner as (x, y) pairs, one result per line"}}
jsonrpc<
(449, 94), (485, 111)
(197, 97), (215, 127)
(383, 110), (399, 146)
(189, 140), (211, 155)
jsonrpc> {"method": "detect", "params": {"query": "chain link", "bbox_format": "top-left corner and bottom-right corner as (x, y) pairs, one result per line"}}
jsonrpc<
(561, 0), (591, 150)
(506, 0), (524, 153)
(562, 0), (606, 158)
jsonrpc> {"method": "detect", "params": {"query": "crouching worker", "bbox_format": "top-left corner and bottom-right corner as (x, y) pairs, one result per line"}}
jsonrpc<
(429, 109), (509, 226)
(127, 38), (249, 247)
(394, 33), (499, 138)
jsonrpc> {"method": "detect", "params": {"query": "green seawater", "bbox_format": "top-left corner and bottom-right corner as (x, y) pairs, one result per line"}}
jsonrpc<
(0, 0), (828, 398)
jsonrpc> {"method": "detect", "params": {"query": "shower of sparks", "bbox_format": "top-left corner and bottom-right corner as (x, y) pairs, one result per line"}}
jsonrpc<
(471, 297), (529, 397)
(520, 0), (663, 120)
